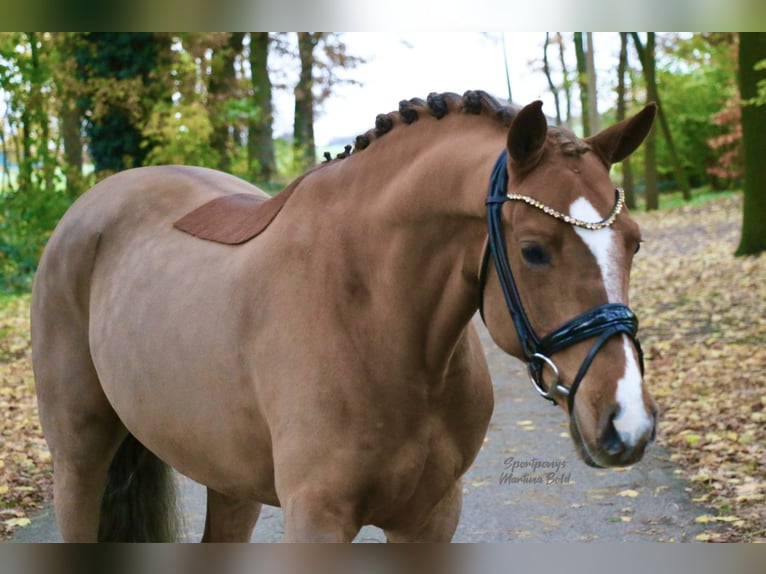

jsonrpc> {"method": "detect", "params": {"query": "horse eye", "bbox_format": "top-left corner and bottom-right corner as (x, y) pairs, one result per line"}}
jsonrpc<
(521, 244), (551, 266)
(634, 241), (642, 254)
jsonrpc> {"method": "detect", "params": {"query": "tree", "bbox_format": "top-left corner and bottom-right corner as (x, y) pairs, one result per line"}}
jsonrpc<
(293, 32), (319, 172)
(0, 33), (69, 288)
(573, 33), (590, 136)
(292, 33), (363, 172)
(616, 32), (637, 209)
(73, 33), (170, 176)
(141, 32), (223, 170)
(249, 33), (276, 181)
(631, 33), (692, 203)
(51, 33), (86, 199)
(0, 33), (56, 197)
(542, 33), (562, 126)
(208, 33), (245, 172)
(501, 33), (513, 103)
(736, 33), (766, 256)
(658, 34), (739, 190)
(640, 33), (660, 211)
(585, 33), (600, 134)
(557, 33), (573, 128)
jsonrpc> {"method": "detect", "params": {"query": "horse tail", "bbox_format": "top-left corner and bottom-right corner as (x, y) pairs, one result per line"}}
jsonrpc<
(98, 433), (182, 542)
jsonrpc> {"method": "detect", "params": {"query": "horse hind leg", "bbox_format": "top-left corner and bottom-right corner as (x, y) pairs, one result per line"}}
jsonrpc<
(33, 326), (127, 542)
(34, 330), (181, 542)
(31, 222), (127, 540)
(202, 488), (262, 542)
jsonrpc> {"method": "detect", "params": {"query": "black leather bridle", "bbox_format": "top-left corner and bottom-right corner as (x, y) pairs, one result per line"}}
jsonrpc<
(478, 151), (644, 412)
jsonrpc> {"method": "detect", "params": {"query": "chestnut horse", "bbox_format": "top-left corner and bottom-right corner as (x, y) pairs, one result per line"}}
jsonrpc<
(31, 92), (658, 542)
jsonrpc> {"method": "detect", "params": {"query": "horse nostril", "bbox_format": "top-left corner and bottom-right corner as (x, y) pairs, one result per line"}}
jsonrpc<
(600, 412), (625, 456)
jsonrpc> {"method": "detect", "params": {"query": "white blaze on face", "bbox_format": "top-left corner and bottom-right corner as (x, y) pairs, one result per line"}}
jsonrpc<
(569, 197), (652, 446)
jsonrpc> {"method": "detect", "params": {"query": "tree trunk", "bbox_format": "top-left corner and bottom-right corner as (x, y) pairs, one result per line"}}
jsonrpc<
(557, 33), (572, 128)
(293, 32), (318, 172)
(28, 33), (55, 193)
(631, 32), (692, 202)
(60, 98), (84, 199)
(501, 33), (513, 103)
(633, 33), (659, 210)
(574, 32), (590, 136)
(617, 32), (636, 209)
(18, 109), (32, 194)
(736, 32), (766, 256)
(0, 120), (10, 191)
(248, 32), (276, 182)
(585, 33), (600, 134)
(209, 33), (244, 173)
(543, 33), (562, 125)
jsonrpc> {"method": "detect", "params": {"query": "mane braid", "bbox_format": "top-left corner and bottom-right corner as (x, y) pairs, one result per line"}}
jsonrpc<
(347, 90), (519, 154)
(318, 91), (589, 169)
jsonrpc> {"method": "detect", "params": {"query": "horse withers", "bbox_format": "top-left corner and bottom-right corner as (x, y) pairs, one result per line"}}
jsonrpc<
(31, 91), (658, 542)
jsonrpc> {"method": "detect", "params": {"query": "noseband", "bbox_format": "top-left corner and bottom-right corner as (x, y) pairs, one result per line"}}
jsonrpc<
(478, 151), (644, 411)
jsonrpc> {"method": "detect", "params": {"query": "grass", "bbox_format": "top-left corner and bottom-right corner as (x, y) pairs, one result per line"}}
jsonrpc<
(634, 186), (739, 212)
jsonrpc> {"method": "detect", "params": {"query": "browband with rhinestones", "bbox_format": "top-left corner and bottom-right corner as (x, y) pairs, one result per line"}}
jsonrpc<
(506, 187), (625, 230)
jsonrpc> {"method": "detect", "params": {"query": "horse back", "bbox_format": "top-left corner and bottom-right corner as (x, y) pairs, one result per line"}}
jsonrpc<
(35, 165), (265, 307)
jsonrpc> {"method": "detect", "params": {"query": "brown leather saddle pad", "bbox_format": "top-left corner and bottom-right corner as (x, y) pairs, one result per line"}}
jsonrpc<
(174, 176), (303, 245)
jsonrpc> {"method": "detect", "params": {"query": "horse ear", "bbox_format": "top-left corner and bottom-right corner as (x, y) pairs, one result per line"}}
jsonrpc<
(586, 103), (657, 166)
(507, 100), (547, 169)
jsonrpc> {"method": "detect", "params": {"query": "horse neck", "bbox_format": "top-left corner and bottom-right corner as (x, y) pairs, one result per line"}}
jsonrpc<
(289, 116), (506, 371)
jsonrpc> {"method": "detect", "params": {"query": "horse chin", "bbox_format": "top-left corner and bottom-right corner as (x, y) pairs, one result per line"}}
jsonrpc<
(568, 411), (607, 469)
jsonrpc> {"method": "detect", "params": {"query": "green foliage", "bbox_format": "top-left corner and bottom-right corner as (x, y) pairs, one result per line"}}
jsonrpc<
(0, 33), (69, 292)
(274, 138), (304, 182)
(748, 59), (766, 105)
(654, 35), (738, 189)
(634, 186), (738, 212)
(0, 183), (71, 292)
(143, 101), (220, 167)
(0, 33), (58, 196)
(73, 33), (170, 174)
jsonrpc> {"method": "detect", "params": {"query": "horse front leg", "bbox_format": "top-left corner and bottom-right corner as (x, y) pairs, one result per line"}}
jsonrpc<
(202, 488), (262, 542)
(281, 485), (361, 542)
(384, 478), (463, 543)
(282, 492), (360, 542)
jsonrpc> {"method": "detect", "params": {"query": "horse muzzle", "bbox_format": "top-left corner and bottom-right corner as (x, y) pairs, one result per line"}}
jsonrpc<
(524, 304), (657, 468)
(572, 397), (659, 468)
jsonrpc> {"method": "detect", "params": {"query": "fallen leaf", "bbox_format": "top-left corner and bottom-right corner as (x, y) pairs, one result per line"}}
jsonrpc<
(684, 434), (702, 446)
(618, 489), (640, 498)
(3, 518), (30, 528)
(630, 195), (766, 542)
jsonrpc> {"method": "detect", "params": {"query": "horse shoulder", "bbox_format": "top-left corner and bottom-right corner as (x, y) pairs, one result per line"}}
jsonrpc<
(441, 323), (494, 470)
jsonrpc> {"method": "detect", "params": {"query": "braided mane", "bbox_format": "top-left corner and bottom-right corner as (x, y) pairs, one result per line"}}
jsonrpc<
(322, 90), (589, 162)
(353, 90), (516, 153)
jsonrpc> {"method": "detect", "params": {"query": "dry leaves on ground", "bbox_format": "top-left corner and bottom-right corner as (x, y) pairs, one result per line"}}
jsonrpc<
(632, 194), (766, 542)
(0, 294), (52, 539)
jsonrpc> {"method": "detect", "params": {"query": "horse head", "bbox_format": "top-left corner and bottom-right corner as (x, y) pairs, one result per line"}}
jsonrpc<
(480, 101), (659, 468)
